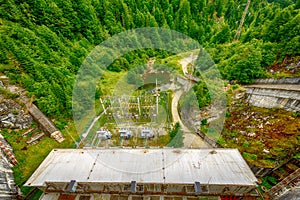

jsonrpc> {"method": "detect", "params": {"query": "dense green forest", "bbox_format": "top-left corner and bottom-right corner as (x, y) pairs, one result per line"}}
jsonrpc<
(0, 0), (299, 119)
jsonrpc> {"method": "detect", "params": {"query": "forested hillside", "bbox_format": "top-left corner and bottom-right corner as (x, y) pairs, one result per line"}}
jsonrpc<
(1, 0), (299, 118)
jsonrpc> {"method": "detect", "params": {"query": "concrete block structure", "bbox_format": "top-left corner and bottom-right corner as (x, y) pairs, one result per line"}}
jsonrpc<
(25, 148), (259, 200)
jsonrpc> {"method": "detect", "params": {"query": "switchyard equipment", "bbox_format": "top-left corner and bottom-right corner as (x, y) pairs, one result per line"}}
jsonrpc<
(25, 148), (259, 200)
(140, 127), (155, 139)
(105, 93), (160, 125)
(96, 129), (112, 140)
(119, 129), (133, 139)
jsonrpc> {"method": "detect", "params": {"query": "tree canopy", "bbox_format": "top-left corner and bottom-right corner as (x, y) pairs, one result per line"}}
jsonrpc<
(0, 0), (299, 118)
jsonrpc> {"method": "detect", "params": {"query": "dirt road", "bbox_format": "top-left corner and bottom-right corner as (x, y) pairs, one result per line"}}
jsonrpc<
(171, 55), (211, 148)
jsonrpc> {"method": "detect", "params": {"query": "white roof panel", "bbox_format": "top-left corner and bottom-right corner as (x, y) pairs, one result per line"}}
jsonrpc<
(25, 148), (257, 187)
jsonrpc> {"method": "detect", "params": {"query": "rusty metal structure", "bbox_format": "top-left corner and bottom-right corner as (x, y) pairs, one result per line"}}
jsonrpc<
(25, 148), (259, 200)
(266, 168), (300, 199)
(0, 135), (18, 199)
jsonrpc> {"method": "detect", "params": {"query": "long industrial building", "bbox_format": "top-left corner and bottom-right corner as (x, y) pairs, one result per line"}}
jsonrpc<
(25, 148), (259, 200)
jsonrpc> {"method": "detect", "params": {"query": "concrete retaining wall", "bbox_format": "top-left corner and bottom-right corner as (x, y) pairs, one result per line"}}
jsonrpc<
(254, 77), (300, 84)
(246, 77), (300, 112)
(245, 88), (300, 112)
(196, 131), (221, 148)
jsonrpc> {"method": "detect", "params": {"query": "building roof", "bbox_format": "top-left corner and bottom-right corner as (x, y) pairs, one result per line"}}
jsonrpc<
(25, 148), (257, 187)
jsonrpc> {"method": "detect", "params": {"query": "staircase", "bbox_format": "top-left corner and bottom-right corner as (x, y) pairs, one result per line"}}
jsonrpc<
(267, 168), (300, 199)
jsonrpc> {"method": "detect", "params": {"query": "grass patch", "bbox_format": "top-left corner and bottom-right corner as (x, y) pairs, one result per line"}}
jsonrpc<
(0, 87), (20, 98)
(156, 55), (184, 74)
(260, 176), (279, 190)
(98, 70), (134, 96)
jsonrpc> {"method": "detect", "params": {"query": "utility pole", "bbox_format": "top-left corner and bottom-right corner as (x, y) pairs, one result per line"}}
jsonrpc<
(156, 78), (159, 115)
(100, 98), (106, 114)
(137, 97), (141, 115)
(234, 0), (251, 41)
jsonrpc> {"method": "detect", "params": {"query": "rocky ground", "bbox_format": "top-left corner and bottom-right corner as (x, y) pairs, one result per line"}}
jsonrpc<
(221, 101), (299, 168)
(0, 77), (33, 131)
(0, 78), (25, 199)
(0, 98), (33, 130)
(217, 86), (300, 168)
(268, 58), (300, 76)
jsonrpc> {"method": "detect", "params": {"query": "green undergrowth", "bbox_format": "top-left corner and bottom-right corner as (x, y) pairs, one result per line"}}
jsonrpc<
(258, 175), (279, 194)
(156, 54), (184, 74)
(167, 122), (184, 148)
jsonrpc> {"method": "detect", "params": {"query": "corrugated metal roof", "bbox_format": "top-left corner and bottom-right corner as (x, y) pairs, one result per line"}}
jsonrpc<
(25, 148), (257, 187)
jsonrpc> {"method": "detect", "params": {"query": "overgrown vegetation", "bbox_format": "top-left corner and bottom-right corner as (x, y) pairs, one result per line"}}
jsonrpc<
(220, 104), (299, 168)
(1, 122), (79, 196)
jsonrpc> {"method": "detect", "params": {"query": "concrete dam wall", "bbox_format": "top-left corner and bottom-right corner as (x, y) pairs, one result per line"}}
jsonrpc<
(245, 78), (300, 112)
(254, 77), (300, 84)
